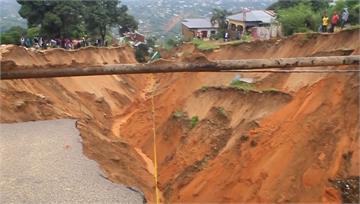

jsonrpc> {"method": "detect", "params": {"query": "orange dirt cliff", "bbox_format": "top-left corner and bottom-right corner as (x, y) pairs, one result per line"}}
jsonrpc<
(1, 29), (359, 203)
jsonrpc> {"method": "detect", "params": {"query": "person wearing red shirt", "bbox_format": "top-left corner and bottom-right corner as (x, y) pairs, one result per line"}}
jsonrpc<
(330, 11), (340, 33)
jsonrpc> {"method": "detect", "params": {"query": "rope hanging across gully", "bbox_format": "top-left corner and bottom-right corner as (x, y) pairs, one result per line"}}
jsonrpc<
(150, 75), (160, 204)
(1, 55), (359, 79)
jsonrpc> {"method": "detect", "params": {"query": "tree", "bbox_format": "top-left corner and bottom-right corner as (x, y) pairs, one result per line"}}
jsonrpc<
(16, 0), (137, 41)
(17, 0), (84, 38)
(135, 43), (149, 63)
(267, 0), (298, 10)
(348, 2), (360, 25)
(274, 0), (359, 36)
(26, 26), (40, 39)
(211, 8), (231, 36)
(268, 0), (329, 11)
(83, 0), (137, 42)
(0, 26), (27, 44)
(146, 36), (157, 48)
(278, 3), (319, 35)
(118, 14), (138, 36)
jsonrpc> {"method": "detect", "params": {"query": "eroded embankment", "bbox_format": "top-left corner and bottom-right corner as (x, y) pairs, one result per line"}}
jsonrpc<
(0, 45), (155, 201)
(1, 29), (359, 203)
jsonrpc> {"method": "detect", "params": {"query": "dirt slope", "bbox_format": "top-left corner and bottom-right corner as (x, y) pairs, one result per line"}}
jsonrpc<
(119, 29), (359, 203)
(1, 29), (359, 203)
(0, 45), (154, 201)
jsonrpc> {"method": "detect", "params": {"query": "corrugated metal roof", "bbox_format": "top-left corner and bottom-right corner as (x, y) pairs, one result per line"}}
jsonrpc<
(182, 18), (219, 29)
(227, 10), (275, 24)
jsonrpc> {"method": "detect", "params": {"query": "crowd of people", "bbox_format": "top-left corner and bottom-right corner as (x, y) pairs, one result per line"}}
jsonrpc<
(20, 36), (109, 49)
(321, 8), (349, 33)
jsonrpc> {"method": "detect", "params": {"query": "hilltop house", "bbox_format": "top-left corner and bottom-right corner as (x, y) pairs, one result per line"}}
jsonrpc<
(227, 10), (276, 32)
(181, 18), (219, 41)
(226, 10), (281, 40)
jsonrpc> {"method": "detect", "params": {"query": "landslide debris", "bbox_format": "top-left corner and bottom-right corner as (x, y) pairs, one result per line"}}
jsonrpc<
(330, 176), (360, 203)
(1, 29), (359, 203)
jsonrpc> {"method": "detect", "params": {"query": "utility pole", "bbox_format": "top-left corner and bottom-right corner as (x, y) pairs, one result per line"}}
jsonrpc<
(1, 56), (359, 80)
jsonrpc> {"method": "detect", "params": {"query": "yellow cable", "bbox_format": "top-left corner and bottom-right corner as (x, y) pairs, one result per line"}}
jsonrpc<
(150, 74), (160, 204)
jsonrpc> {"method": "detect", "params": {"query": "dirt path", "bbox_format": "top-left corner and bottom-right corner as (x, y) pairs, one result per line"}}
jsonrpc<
(0, 119), (144, 203)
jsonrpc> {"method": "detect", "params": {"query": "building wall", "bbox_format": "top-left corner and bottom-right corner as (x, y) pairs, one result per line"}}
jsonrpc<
(227, 19), (246, 30)
(196, 28), (217, 38)
(182, 25), (195, 41)
(182, 25), (218, 41)
(251, 24), (282, 40)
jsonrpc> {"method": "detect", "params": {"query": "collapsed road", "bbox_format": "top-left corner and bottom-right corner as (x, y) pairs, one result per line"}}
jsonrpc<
(0, 119), (145, 204)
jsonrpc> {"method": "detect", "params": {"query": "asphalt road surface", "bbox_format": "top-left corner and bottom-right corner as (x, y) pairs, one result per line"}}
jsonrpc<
(0, 119), (144, 204)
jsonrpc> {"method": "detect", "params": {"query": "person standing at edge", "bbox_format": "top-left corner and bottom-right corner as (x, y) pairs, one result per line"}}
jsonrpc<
(330, 11), (339, 33)
(322, 13), (329, 33)
(341, 8), (349, 29)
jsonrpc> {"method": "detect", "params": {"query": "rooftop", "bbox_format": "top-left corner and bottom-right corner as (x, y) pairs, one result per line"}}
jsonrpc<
(227, 10), (276, 24)
(182, 18), (219, 29)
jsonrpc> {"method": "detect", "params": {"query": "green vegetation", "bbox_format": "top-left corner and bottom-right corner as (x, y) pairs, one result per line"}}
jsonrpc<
(211, 8), (232, 38)
(229, 79), (283, 94)
(200, 86), (210, 92)
(270, 0), (360, 36)
(162, 37), (183, 50)
(230, 80), (257, 92)
(172, 111), (199, 129)
(190, 116), (199, 129)
(15, 0), (137, 41)
(134, 37), (159, 63)
(173, 110), (185, 118)
(26, 27), (40, 39)
(241, 33), (252, 42)
(268, 0), (329, 12)
(277, 3), (318, 36)
(135, 43), (149, 62)
(192, 39), (219, 51)
(82, 1), (137, 42)
(331, 0), (360, 25)
(164, 38), (176, 50)
(261, 88), (280, 93)
(0, 26), (41, 45)
(198, 80), (281, 94)
(0, 26), (26, 44)
(146, 37), (157, 48)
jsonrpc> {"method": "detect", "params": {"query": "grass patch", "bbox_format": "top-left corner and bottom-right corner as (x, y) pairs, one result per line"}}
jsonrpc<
(261, 88), (280, 93)
(200, 86), (210, 92)
(230, 79), (257, 92)
(173, 110), (185, 118)
(241, 34), (252, 42)
(197, 80), (282, 94)
(190, 116), (199, 129)
(192, 39), (219, 51)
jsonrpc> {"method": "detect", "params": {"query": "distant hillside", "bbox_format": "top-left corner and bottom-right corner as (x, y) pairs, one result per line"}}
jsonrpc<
(122, 0), (275, 38)
(0, 0), (26, 32)
(0, 0), (275, 37)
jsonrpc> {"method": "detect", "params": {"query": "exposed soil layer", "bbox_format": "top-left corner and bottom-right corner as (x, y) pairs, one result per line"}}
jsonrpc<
(1, 29), (359, 203)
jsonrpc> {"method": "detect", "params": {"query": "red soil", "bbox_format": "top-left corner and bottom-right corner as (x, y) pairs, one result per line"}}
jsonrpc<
(1, 29), (359, 203)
